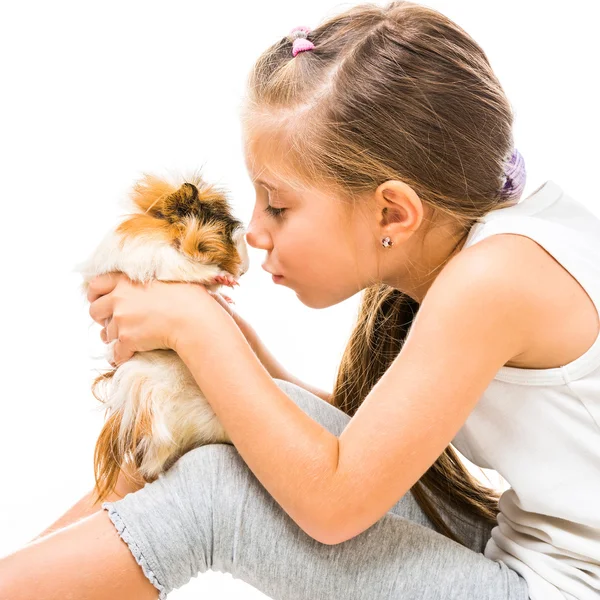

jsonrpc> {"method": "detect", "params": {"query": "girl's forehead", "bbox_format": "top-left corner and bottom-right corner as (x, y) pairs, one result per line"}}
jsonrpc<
(244, 154), (276, 186)
(242, 124), (303, 189)
(244, 137), (282, 183)
(244, 147), (301, 193)
(243, 126), (344, 200)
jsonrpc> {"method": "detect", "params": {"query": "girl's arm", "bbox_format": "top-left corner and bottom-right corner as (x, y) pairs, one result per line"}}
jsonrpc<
(169, 240), (536, 546)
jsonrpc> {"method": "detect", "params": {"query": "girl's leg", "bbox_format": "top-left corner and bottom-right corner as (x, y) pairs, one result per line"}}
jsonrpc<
(0, 379), (530, 600)
(28, 463), (146, 543)
(96, 379), (529, 599)
(0, 508), (159, 599)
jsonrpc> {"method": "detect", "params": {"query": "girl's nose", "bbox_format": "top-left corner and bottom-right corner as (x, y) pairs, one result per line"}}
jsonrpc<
(244, 221), (272, 251)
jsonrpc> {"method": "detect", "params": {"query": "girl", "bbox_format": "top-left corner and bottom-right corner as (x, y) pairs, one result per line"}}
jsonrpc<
(1, 2), (598, 599)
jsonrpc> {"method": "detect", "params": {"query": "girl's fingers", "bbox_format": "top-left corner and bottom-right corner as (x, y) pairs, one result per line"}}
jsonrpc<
(88, 292), (114, 325)
(105, 317), (118, 344)
(86, 272), (122, 304)
(208, 291), (235, 316)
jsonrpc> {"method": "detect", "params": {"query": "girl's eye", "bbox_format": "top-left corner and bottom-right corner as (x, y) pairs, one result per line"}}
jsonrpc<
(264, 205), (287, 219)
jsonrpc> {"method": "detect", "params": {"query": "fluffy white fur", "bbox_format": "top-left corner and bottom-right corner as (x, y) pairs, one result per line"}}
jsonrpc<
(74, 180), (250, 496)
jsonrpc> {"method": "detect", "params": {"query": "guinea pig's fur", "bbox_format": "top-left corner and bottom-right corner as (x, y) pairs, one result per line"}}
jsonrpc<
(75, 171), (250, 503)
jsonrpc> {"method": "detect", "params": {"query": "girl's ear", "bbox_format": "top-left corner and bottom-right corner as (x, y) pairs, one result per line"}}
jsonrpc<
(375, 180), (424, 242)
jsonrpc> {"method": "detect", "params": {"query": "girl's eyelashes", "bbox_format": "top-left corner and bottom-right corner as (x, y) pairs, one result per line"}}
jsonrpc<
(264, 204), (287, 218)
(259, 187), (287, 219)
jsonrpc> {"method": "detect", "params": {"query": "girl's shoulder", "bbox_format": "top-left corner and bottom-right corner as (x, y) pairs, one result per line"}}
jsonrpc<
(450, 232), (599, 371)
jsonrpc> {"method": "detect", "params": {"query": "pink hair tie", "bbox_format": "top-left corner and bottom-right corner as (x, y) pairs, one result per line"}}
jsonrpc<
(290, 25), (315, 57)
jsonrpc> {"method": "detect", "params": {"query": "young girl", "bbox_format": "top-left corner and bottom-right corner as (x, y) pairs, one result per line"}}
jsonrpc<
(1, 2), (597, 599)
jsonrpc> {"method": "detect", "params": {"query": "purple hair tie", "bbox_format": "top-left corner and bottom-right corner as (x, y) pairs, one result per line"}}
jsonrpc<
(501, 148), (526, 199)
(290, 25), (315, 57)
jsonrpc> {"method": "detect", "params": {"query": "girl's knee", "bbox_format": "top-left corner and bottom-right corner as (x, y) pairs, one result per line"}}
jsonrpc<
(103, 443), (242, 594)
(171, 441), (235, 474)
(169, 442), (255, 515)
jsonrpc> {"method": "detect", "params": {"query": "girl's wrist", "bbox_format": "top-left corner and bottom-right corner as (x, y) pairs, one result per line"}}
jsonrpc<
(172, 304), (241, 358)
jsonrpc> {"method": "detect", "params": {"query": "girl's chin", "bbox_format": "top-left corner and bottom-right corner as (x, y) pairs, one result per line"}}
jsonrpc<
(294, 289), (338, 310)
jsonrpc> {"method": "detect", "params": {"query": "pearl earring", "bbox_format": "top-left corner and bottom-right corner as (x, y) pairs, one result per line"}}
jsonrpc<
(381, 236), (393, 248)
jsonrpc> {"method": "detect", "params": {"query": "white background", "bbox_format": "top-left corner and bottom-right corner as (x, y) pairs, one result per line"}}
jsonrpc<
(1, 0), (598, 598)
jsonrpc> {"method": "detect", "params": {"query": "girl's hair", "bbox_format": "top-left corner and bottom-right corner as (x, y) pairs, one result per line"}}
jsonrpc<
(242, 0), (522, 546)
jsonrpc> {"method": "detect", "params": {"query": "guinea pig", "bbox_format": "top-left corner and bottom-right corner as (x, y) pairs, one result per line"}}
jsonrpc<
(75, 170), (250, 503)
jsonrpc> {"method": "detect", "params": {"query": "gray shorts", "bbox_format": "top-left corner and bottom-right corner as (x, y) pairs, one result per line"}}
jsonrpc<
(101, 378), (530, 599)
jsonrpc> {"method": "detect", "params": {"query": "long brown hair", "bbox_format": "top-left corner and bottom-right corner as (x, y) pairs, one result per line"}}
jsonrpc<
(242, 1), (522, 546)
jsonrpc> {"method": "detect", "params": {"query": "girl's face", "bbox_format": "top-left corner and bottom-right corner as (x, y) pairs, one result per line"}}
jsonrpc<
(243, 136), (382, 309)
(243, 129), (471, 307)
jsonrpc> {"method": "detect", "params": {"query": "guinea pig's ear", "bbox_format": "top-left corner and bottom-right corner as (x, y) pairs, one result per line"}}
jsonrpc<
(130, 173), (178, 214)
(130, 175), (204, 222)
(159, 182), (201, 223)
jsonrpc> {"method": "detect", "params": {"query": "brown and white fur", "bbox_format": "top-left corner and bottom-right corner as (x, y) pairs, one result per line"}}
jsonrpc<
(75, 171), (250, 503)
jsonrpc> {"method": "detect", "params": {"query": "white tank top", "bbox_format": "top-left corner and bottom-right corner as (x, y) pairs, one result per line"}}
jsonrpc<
(452, 180), (600, 600)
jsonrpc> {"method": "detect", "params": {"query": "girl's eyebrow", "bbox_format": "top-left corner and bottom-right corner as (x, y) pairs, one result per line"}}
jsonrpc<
(255, 178), (278, 191)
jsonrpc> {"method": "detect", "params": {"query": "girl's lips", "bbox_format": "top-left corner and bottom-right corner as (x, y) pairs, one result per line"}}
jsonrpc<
(261, 264), (284, 283)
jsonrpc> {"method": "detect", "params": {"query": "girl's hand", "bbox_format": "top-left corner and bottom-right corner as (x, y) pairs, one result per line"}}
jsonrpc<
(87, 272), (225, 367)
(207, 290), (236, 319)
(207, 290), (262, 348)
